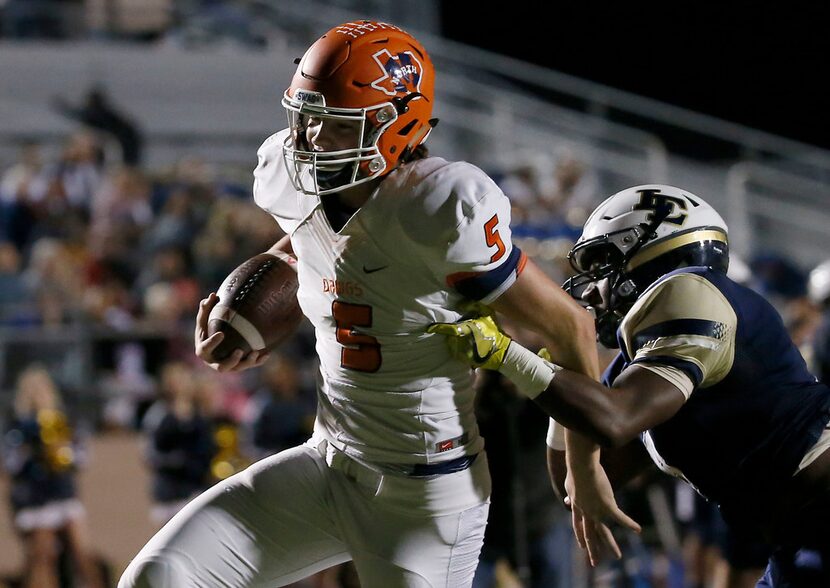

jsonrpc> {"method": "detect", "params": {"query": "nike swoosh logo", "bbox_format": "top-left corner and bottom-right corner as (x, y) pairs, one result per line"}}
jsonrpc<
(470, 324), (493, 364)
(471, 345), (490, 364)
(362, 265), (388, 274)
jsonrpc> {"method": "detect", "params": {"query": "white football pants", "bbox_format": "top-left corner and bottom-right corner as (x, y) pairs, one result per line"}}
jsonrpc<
(118, 437), (491, 588)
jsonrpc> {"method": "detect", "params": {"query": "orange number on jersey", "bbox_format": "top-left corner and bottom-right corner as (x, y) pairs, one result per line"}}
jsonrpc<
(332, 301), (382, 373)
(484, 214), (506, 263)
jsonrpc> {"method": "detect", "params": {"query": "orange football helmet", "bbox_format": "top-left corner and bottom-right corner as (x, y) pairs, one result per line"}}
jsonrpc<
(282, 21), (436, 195)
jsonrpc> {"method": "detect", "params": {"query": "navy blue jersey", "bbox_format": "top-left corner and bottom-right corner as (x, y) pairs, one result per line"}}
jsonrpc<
(142, 402), (216, 503)
(2, 415), (78, 511)
(604, 267), (830, 527)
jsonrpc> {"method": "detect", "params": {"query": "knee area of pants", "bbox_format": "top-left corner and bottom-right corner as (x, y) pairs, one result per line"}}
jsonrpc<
(119, 556), (187, 588)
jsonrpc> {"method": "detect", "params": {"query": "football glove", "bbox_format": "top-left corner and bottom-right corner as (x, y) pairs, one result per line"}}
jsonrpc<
(427, 315), (511, 370)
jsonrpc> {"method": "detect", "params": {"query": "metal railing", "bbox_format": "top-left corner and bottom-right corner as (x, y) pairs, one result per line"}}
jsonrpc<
(1, 3), (829, 269)
(727, 162), (830, 267)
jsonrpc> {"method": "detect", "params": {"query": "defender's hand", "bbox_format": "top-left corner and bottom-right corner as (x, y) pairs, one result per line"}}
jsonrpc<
(565, 463), (641, 566)
(427, 315), (511, 370)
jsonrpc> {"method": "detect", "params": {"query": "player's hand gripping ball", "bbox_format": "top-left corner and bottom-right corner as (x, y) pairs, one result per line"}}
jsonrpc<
(207, 252), (303, 361)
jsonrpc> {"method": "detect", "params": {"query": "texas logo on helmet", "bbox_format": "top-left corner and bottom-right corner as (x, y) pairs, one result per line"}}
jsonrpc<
(370, 49), (423, 96)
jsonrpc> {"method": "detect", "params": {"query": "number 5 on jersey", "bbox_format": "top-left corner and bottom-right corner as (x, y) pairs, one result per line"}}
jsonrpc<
(485, 214), (506, 263)
(332, 301), (382, 372)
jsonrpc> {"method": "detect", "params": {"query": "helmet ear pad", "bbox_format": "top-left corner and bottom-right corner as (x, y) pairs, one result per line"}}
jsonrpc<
(368, 94), (434, 171)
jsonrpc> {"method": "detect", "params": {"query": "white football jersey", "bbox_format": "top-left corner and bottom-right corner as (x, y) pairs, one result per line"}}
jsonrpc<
(253, 130), (526, 465)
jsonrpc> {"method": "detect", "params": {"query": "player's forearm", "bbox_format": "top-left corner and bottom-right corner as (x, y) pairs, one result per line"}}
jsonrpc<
(498, 342), (636, 448)
(547, 447), (568, 501)
(545, 308), (605, 474)
(543, 307), (599, 380)
(548, 440), (655, 499)
(564, 430), (602, 479)
(533, 373), (628, 448)
(530, 299), (605, 470)
(492, 260), (599, 379)
(491, 260), (605, 468)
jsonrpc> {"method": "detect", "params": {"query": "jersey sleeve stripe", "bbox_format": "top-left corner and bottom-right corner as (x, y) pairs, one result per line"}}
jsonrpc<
(446, 247), (526, 302)
(631, 355), (704, 388)
(632, 318), (727, 354)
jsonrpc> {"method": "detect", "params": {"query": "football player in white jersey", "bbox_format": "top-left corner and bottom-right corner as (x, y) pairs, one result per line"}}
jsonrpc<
(118, 20), (635, 588)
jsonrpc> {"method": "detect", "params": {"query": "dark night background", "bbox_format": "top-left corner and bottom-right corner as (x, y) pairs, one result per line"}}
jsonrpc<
(440, 3), (830, 155)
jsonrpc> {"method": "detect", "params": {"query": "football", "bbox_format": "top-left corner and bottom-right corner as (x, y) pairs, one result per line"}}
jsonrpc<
(207, 251), (303, 362)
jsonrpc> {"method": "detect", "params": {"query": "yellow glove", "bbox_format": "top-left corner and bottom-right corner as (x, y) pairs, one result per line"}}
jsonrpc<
(427, 315), (511, 370)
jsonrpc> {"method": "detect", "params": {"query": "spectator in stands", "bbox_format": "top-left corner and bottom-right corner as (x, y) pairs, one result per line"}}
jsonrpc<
(85, 0), (172, 41)
(0, 241), (28, 308)
(0, 142), (45, 249)
(472, 370), (575, 588)
(496, 157), (544, 227)
(134, 246), (196, 302)
(809, 259), (830, 384)
(786, 295), (823, 367)
(497, 148), (598, 239)
(1, 0), (67, 39)
(31, 132), (104, 244)
(140, 187), (200, 254)
(730, 252), (821, 369)
(141, 281), (182, 327)
(749, 253), (808, 309)
(89, 166), (154, 258)
(52, 131), (104, 209)
(82, 266), (135, 329)
(100, 342), (157, 430)
(141, 361), (216, 525)
(202, 373), (251, 485)
(1, 133), (100, 249)
(23, 237), (86, 324)
(52, 86), (144, 166)
(1, 364), (104, 588)
(242, 353), (315, 461)
(191, 198), (270, 286)
(166, 0), (267, 49)
(167, 155), (217, 195)
(538, 147), (599, 229)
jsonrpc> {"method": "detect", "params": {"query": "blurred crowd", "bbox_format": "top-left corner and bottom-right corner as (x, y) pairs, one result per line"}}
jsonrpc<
(0, 0), (296, 48)
(0, 97), (321, 585)
(2, 94), (830, 587)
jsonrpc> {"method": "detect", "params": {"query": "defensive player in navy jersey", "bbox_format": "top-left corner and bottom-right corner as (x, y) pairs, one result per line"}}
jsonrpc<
(431, 185), (830, 587)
